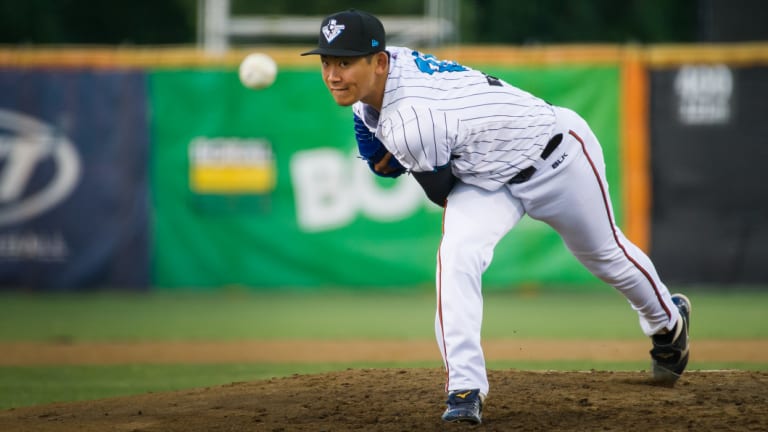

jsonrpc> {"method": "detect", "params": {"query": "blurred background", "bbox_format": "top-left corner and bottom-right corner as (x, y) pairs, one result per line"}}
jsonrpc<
(0, 0), (767, 292)
(3, 0), (768, 46)
(1, 0), (767, 412)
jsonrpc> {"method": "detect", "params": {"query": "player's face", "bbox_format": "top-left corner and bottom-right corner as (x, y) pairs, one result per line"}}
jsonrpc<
(320, 54), (385, 108)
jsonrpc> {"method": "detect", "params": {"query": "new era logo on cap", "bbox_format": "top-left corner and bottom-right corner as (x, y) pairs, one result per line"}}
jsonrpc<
(301, 9), (386, 57)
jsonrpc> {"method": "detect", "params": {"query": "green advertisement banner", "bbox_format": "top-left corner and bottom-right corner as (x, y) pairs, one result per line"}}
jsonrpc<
(150, 63), (619, 290)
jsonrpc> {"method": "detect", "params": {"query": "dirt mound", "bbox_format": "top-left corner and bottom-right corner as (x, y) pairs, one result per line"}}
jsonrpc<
(2, 368), (766, 431)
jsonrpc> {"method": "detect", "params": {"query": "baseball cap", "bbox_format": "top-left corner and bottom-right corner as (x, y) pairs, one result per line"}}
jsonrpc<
(301, 9), (386, 57)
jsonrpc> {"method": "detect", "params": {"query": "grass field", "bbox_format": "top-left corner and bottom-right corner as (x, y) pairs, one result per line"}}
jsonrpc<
(1, 288), (766, 409)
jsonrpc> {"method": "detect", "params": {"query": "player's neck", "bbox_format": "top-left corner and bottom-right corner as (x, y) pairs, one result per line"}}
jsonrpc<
(363, 83), (385, 112)
(361, 54), (389, 112)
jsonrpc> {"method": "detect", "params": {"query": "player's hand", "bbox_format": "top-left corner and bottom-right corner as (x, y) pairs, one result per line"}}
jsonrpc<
(353, 114), (406, 178)
(373, 152), (398, 175)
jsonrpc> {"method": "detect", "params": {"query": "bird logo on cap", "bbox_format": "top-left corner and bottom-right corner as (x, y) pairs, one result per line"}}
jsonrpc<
(322, 19), (345, 43)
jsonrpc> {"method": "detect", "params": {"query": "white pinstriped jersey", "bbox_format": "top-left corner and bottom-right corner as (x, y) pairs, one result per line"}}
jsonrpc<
(353, 46), (557, 191)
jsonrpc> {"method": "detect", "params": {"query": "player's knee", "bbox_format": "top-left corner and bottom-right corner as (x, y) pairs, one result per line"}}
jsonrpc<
(439, 238), (490, 274)
(574, 249), (635, 285)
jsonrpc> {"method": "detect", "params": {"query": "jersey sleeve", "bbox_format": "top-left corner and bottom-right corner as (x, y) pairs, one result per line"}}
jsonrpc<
(378, 106), (454, 173)
(352, 102), (379, 133)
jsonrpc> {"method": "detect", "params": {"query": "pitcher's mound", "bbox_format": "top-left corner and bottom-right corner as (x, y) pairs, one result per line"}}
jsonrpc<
(1, 368), (767, 431)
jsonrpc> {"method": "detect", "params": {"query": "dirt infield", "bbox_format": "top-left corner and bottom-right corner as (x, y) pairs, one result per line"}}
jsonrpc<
(1, 368), (767, 431)
(1, 340), (767, 431)
(2, 339), (767, 365)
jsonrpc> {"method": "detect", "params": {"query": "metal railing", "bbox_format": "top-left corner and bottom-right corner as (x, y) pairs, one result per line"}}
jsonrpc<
(198, 0), (458, 53)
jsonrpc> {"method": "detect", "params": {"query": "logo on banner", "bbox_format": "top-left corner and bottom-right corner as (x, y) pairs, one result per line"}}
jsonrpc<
(0, 109), (80, 261)
(675, 65), (733, 125)
(189, 137), (276, 194)
(0, 109), (81, 227)
(290, 147), (433, 232)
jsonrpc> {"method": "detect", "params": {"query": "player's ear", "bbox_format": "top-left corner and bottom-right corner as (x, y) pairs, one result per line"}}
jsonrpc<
(373, 51), (389, 73)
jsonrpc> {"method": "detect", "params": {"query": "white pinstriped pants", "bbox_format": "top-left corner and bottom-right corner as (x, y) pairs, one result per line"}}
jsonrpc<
(435, 107), (679, 395)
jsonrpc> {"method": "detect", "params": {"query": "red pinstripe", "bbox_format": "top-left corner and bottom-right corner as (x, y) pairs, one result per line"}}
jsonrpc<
(569, 129), (672, 319)
(438, 199), (450, 391)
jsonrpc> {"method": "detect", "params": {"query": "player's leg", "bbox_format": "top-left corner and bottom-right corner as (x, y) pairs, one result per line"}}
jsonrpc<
(521, 112), (690, 382)
(437, 181), (525, 397)
(519, 108), (679, 337)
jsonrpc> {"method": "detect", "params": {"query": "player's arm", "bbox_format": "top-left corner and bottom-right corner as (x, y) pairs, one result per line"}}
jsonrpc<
(353, 113), (406, 178)
(380, 106), (457, 206)
(412, 165), (456, 207)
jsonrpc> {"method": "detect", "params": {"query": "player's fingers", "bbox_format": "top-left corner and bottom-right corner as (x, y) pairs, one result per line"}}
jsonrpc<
(374, 152), (394, 173)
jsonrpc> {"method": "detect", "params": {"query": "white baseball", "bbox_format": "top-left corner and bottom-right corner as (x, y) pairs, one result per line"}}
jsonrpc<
(239, 53), (277, 90)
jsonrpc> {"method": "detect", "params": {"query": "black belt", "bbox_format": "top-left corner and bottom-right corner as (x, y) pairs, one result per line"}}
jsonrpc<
(508, 133), (563, 184)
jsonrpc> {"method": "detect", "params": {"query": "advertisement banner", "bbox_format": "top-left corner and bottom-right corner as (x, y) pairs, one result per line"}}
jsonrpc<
(150, 64), (620, 290)
(0, 69), (150, 290)
(650, 65), (768, 283)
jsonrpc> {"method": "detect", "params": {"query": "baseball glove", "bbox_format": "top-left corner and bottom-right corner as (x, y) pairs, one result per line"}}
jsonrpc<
(353, 114), (406, 178)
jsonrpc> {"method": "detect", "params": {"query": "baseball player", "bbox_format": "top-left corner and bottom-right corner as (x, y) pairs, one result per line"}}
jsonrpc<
(302, 9), (692, 425)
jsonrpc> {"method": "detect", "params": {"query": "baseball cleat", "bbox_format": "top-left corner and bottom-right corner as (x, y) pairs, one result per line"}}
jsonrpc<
(650, 293), (691, 383)
(441, 389), (483, 424)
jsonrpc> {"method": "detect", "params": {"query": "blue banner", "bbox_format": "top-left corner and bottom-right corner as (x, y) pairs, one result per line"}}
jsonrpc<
(0, 69), (150, 290)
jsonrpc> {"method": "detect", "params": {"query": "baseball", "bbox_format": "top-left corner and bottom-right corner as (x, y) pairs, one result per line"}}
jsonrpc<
(239, 53), (277, 90)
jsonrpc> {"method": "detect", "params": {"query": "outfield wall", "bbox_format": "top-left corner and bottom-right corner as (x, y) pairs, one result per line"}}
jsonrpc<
(644, 46), (768, 284)
(0, 44), (765, 290)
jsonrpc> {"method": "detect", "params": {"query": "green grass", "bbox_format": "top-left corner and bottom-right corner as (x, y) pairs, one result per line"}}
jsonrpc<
(0, 290), (435, 342)
(0, 288), (766, 409)
(0, 363), (356, 409)
(1, 289), (766, 342)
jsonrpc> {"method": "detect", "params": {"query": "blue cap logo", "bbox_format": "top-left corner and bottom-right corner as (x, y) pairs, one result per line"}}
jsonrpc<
(371, 39), (379, 47)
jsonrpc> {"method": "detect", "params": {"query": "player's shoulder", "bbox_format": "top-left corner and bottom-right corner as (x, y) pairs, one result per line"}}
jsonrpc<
(387, 46), (468, 71)
(385, 46), (416, 74)
(386, 46), (413, 58)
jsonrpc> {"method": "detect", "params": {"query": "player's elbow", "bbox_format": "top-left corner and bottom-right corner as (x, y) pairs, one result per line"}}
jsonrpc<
(412, 166), (457, 207)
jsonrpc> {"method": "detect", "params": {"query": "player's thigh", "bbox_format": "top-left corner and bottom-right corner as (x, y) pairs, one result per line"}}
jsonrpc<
(443, 182), (524, 248)
(528, 140), (618, 255)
